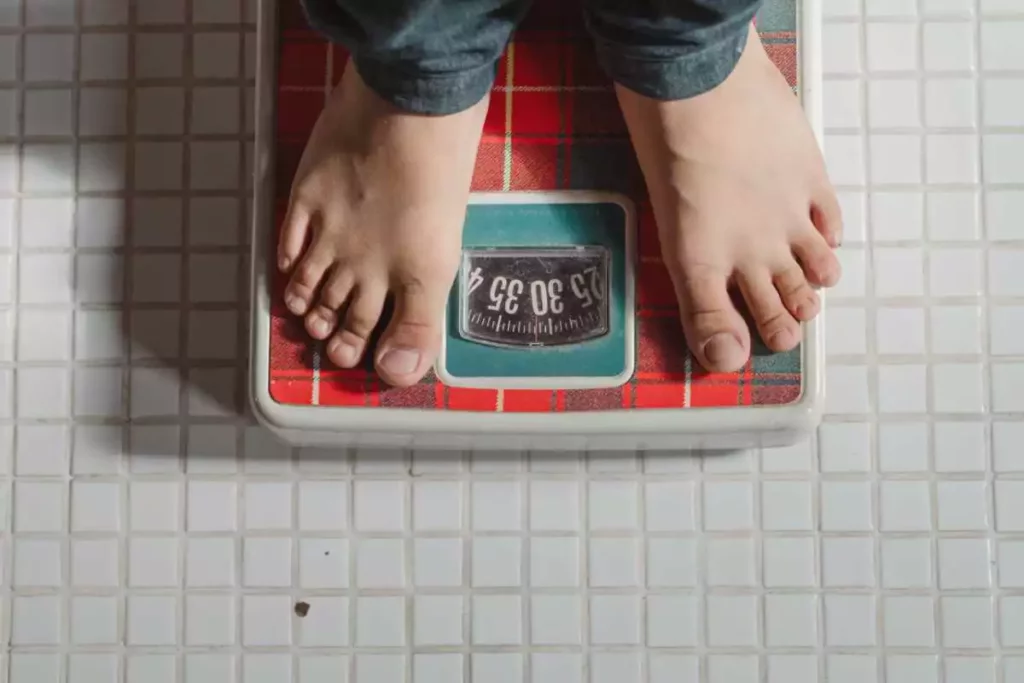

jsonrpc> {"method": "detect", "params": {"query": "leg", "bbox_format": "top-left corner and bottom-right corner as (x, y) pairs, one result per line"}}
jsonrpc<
(280, 0), (528, 386)
(587, 0), (842, 372)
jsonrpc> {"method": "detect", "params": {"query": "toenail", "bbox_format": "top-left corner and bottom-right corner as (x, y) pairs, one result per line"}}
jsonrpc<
(379, 347), (421, 377)
(328, 338), (359, 366)
(310, 317), (330, 337)
(286, 295), (305, 314)
(769, 329), (797, 349)
(279, 255), (292, 271)
(703, 333), (745, 369)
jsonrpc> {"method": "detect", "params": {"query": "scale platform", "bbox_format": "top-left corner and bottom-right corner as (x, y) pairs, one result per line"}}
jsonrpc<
(249, 0), (825, 450)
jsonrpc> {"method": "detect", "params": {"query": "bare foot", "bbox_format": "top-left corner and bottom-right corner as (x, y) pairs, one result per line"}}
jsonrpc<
(278, 65), (487, 386)
(618, 26), (842, 373)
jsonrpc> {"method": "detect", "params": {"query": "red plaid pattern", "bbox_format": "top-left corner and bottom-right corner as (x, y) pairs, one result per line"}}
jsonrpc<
(268, 0), (803, 411)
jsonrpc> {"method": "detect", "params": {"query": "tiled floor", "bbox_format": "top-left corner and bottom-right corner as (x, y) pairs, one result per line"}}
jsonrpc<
(0, 0), (1023, 681)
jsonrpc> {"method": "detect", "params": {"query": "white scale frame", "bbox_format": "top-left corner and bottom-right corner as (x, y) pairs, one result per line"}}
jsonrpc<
(249, 0), (826, 451)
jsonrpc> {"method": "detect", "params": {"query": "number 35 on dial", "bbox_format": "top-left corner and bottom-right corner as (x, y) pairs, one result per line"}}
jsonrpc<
(457, 247), (610, 348)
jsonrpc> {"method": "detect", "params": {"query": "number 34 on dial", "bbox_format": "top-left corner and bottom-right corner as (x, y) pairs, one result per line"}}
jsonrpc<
(457, 247), (610, 348)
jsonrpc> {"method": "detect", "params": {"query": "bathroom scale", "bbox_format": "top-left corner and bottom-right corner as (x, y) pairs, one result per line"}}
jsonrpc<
(249, 0), (825, 450)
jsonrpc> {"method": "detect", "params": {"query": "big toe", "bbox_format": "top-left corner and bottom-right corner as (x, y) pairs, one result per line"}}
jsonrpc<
(673, 266), (751, 373)
(375, 279), (447, 387)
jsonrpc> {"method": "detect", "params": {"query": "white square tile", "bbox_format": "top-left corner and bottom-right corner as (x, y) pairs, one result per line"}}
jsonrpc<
(298, 656), (346, 683)
(823, 593), (872, 647)
(924, 22), (976, 71)
(823, 24), (862, 75)
(134, 142), (183, 190)
(703, 481), (754, 530)
(127, 596), (177, 645)
(298, 538), (348, 589)
(413, 596), (463, 646)
(243, 537), (292, 588)
(923, 0), (974, 14)
(24, 34), (75, 81)
(991, 249), (1024, 294)
(832, 248), (868, 299)
(983, 135), (1024, 183)
(589, 537), (639, 587)
(78, 141), (126, 192)
(868, 80), (920, 128)
(297, 596), (349, 648)
(129, 537), (178, 587)
(469, 480), (520, 531)
(23, 89), (73, 136)
(20, 253), (73, 303)
(992, 306), (1024, 355)
(185, 595), (236, 646)
(14, 539), (62, 587)
(866, 0), (917, 15)
(1003, 596), (1024, 646)
(530, 595), (582, 645)
(882, 538), (933, 588)
(870, 135), (923, 185)
(297, 481), (347, 530)
(135, 34), (183, 78)
(130, 481), (179, 531)
(827, 656), (878, 683)
(821, 481), (873, 530)
(934, 421), (987, 471)
(993, 363), (1024, 412)
(129, 366), (180, 417)
(73, 366), (124, 418)
(762, 440), (814, 473)
(886, 656), (938, 683)
(822, 536), (875, 587)
(588, 480), (638, 530)
(193, 32), (241, 78)
(590, 595), (641, 645)
(243, 595), (292, 646)
(530, 654), (579, 683)
(644, 481), (695, 530)
(79, 86), (128, 136)
(706, 537), (756, 586)
(71, 538), (119, 587)
(135, 86), (184, 135)
(531, 537), (579, 587)
(878, 364), (928, 413)
(471, 596), (520, 645)
(866, 23), (919, 71)
(761, 480), (813, 530)
(939, 540), (992, 589)
(243, 482), (291, 530)
(591, 654), (642, 683)
(925, 78), (978, 127)
(186, 538), (235, 587)
(414, 538), (462, 587)
(190, 140), (241, 190)
(838, 192), (868, 243)
(71, 480), (120, 532)
(81, 33), (128, 80)
(880, 480), (932, 531)
(884, 596), (936, 647)
(530, 480), (578, 531)
(764, 537), (816, 587)
(871, 191), (924, 243)
(933, 363), (986, 413)
(356, 538), (405, 589)
(983, 78), (1024, 126)
(707, 657), (758, 683)
(354, 480), (405, 531)
(471, 537), (520, 588)
(981, 21), (1024, 71)
(68, 655), (118, 683)
(997, 481), (1024, 530)
(707, 595), (759, 647)
(932, 305), (983, 354)
(649, 656), (699, 683)
(646, 595), (698, 647)
(928, 191), (980, 241)
(927, 135), (980, 185)
(824, 135), (866, 185)
(874, 247), (924, 297)
(945, 659), (995, 683)
(413, 480), (461, 531)
(823, 79), (863, 128)
(818, 422), (871, 471)
(878, 421), (929, 471)
(767, 656), (818, 683)
(472, 654), (522, 683)
(765, 595), (818, 647)
(12, 596), (62, 645)
(826, 307), (867, 355)
(192, 85), (242, 134)
(877, 308), (925, 355)
(937, 481), (988, 530)
(999, 541), (1024, 587)
(243, 655), (292, 683)
(993, 424), (1024, 473)
(942, 598), (994, 649)
(17, 310), (72, 363)
(187, 481), (237, 531)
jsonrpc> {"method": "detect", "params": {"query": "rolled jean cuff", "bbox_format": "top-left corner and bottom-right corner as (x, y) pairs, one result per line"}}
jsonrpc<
(592, 29), (748, 101)
(353, 56), (496, 116)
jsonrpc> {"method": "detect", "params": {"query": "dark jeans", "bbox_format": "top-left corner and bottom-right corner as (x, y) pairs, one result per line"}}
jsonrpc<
(301, 0), (763, 115)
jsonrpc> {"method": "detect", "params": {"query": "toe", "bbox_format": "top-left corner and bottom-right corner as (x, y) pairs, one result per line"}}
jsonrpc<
(375, 278), (447, 387)
(773, 262), (820, 322)
(284, 237), (334, 316)
(738, 270), (802, 352)
(305, 268), (355, 340)
(793, 232), (842, 288)
(811, 186), (843, 248)
(672, 266), (751, 373)
(278, 203), (312, 272)
(326, 282), (387, 369)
